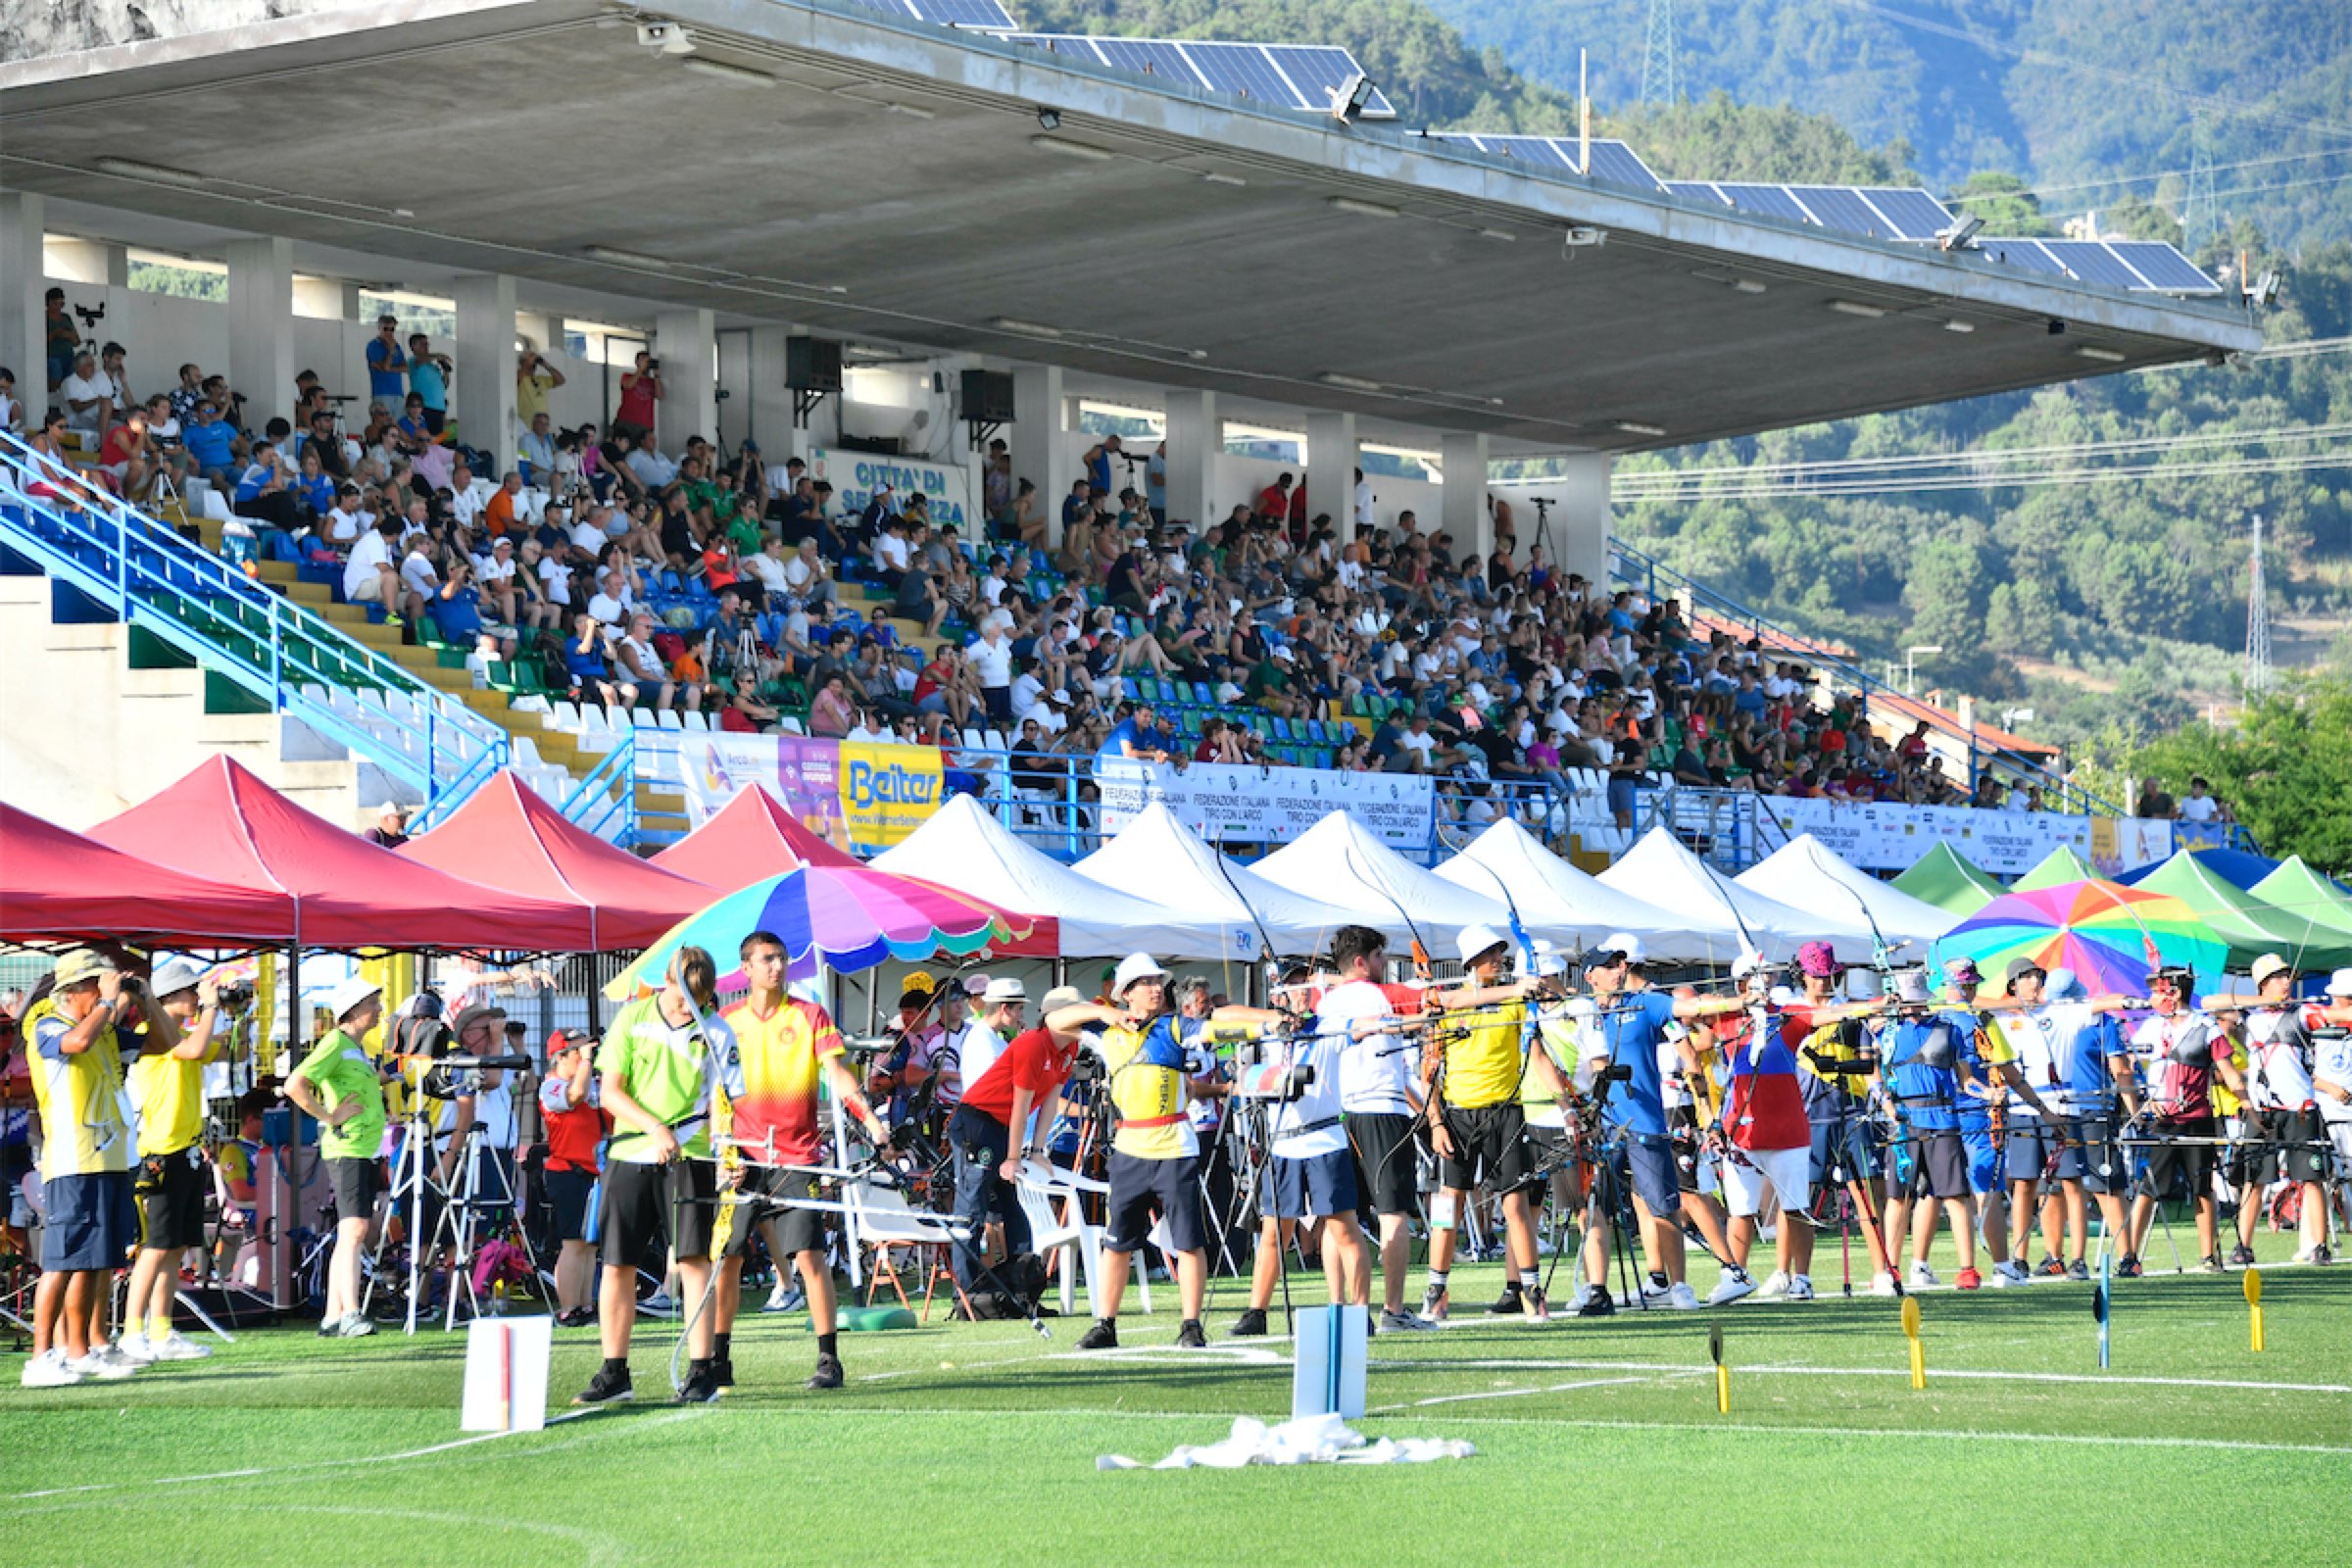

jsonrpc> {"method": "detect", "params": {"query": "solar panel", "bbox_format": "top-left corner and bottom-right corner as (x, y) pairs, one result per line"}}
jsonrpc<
(1181, 40), (1311, 109)
(1430, 133), (1666, 191)
(2107, 240), (2225, 293)
(1582, 140), (1669, 192)
(1856, 187), (1958, 241)
(1094, 37), (1205, 85)
(1979, 239), (2069, 275)
(2042, 240), (2151, 289)
(1787, 185), (1899, 238)
(1665, 180), (1736, 208)
(1456, 133), (1577, 170)
(904, 0), (1018, 25)
(1264, 45), (1397, 118)
(1713, 183), (1816, 224)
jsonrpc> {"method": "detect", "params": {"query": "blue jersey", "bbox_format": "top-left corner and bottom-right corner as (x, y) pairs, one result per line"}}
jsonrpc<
(1942, 1009), (1995, 1130)
(1592, 990), (1677, 1139)
(1881, 1016), (1966, 1132)
(2064, 1014), (2123, 1115)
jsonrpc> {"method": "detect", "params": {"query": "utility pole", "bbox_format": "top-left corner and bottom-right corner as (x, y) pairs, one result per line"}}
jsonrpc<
(1642, 0), (1682, 106)
(2182, 108), (2219, 253)
(2244, 514), (2271, 701)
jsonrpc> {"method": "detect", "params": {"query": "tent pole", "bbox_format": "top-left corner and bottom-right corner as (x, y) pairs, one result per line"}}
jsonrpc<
(274, 940), (304, 1311)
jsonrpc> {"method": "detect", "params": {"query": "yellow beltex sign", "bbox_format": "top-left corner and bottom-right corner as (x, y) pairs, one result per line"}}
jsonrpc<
(838, 741), (944, 848)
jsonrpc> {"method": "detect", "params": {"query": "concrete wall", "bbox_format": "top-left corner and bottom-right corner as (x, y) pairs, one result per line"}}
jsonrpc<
(3, 1), (361, 65)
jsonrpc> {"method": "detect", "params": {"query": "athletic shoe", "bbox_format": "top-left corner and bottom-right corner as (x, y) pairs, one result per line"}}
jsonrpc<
(2227, 1244), (2257, 1267)
(112, 1335), (159, 1364)
(1994, 1259), (2031, 1288)
(1573, 1286), (1615, 1318)
(555, 1305), (597, 1329)
(1908, 1260), (1939, 1290)
(2199, 1254), (2226, 1273)
(637, 1290), (675, 1318)
(317, 1317), (340, 1337)
(1176, 1318), (1208, 1349)
(1484, 1284), (1524, 1314)
(2066, 1259), (2090, 1283)
(1228, 1307), (1268, 1338)
(572, 1364), (635, 1406)
(1956, 1267), (1982, 1291)
(1705, 1270), (1756, 1306)
(1523, 1287), (1549, 1323)
(1076, 1317), (1119, 1350)
(65, 1351), (136, 1382)
(1786, 1275), (1815, 1301)
(2116, 1254), (2144, 1278)
(1644, 1270), (1673, 1298)
(1418, 1284), (1449, 1322)
(2314, 1246), (2333, 1266)
(1752, 1270), (1791, 1299)
(676, 1362), (721, 1404)
(1667, 1282), (1701, 1310)
(763, 1283), (806, 1314)
(335, 1312), (376, 1338)
(1870, 1272), (1900, 1298)
(806, 1353), (844, 1391)
(2035, 1255), (2068, 1278)
(713, 1357), (735, 1393)
(2290, 1245), (2325, 1265)
(148, 1331), (213, 1361)
(1380, 1309), (1435, 1333)
(96, 1344), (148, 1372)
(20, 1349), (82, 1388)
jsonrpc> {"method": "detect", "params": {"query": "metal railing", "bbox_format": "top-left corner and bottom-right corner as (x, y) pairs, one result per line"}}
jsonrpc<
(0, 431), (506, 826)
(560, 726), (638, 846)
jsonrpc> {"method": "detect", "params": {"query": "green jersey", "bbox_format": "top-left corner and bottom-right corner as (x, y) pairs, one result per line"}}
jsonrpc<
(292, 1028), (387, 1160)
(599, 995), (742, 1164)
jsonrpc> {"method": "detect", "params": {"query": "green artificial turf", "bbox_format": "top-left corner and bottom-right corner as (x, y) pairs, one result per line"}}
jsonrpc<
(4, 1231), (2346, 1568)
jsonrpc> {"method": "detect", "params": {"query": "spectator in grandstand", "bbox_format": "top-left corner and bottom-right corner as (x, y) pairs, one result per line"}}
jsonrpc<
(92, 403), (155, 500)
(407, 333), (453, 435)
(615, 611), (698, 715)
(515, 347), (564, 428)
(231, 440), (302, 532)
(366, 316), (408, 406)
(0, 366), (22, 436)
(2176, 775), (2224, 824)
(615, 350), (662, 431)
(808, 672), (855, 739)
(564, 612), (631, 712)
(57, 348), (115, 440)
(344, 515), (402, 617)
(516, 411), (559, 485)
(2133, 776), (2175, 820)
(432, 560), (516, 662)
(43, 287), (79, 391)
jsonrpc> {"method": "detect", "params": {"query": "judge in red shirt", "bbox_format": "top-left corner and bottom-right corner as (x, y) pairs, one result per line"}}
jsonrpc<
(949, 981), (1087, 1300)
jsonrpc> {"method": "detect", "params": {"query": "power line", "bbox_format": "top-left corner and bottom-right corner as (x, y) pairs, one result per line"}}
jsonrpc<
(1613, 422), (2352, 488)
(1614, 446), (2352, 505)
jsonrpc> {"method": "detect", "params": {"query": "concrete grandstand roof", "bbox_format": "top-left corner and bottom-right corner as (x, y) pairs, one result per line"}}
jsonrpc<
(0, 0), (2262, 453)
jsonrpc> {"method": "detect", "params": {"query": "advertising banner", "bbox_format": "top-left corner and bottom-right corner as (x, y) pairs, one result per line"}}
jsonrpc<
(1753, 796), (2174, 877)
(1096, 759), (1436, 852)
(675, 733), (944, 851)
(805, 447), (980, 537)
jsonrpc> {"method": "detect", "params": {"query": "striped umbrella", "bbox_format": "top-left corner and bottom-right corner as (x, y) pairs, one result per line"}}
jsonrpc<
(1929, 878), (2230, 996)
(605, 865), (1025, 998)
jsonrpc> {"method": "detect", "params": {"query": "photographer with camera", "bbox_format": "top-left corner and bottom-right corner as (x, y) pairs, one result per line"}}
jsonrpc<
(122, 959), (242, 1363)
(616, 350), (662, 432)
(283, 977), (390, 1338)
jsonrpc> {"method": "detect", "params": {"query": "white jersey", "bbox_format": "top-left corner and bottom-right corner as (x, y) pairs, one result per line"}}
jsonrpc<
(1268, 1010), (1349, 1160)
(2242, 1006), (2318, 1111)
(1325, 980), (1417, 1118)
(1997, 1002), (2095, 1112)
(2311, 1018), (2352, 1126)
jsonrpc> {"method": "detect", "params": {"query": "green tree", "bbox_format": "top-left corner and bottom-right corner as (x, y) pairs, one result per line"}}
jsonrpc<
(1947, 172), (2051, 236)
(2131, 674), (2352, 875)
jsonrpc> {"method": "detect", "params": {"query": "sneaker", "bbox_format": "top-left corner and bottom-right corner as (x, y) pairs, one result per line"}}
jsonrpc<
(1418, 1284), (1449, 1322)
(1523, 1287), (1549, 1323)
(1908, 1260), (1938, 1290)
(1075, 1317), (1119, 1350)
(148, 1331), (213, 1361)
(66, 1351), (136, 1382)
(2227, 1244), (2257, 1267)
(555, 1305), (597, 1329)
(806, 1352), (844, 1391)
(20, 1349), (82, 1388)
(1379, 1309), (1434, 1333)
(335, 1312), (376, 1338)
(573, 1364), (635, 1406)
(1484, 1284), (1525, 1315)
(1176, 1318), (1208, 1349)
(2313, 1246), (2333, 1266)
(1786, 1275), (1815, 1301)
(2199, 1254), (2226, 1274)
(2035, 1255), (2068, 1278)
(2066, 1259), (2090, 1283)
(1573, 1286), (1615, 1318)
(1870, 1271), (1900, 1298)
(2115, 1254), (2143, 1278)
(676, 1361), (720, 1404)
(637, 1289), (676, 1318)
(713, 1357), (735, 1393)
(1956, 1267), (1982, 1291)
(1643, 1271), (1673, 1300)
(1667, 1282), (1701, 1310)
(1706, 1269), (1756, 1307)
(113, 1334), (159, 1364)
(96, 1344), (148, 1371)
(1228, 1307), (1268, 1338)
(1993, 1259), (2031, 1287)
(762, 1284), (806, 1314)
(1752, 1270), (1791, 1299)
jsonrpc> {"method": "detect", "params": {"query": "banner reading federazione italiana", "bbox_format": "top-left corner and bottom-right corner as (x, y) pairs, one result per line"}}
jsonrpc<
(675, 733), (943, 851)
(1095, 758), (1437, 853)
(1746, 795), (2175, 876)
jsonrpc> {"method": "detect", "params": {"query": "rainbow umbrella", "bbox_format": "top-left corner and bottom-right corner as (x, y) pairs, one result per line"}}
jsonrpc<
(605, 865), (1026, 999)
(1930, 878), (2230, 996)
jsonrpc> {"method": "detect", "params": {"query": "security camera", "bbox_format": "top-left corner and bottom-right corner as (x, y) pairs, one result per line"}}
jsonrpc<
(636, 22), (695, 56)
(1329, 71), (1374, 123)
(2248, 270), (2282, 308)
(1562, 226), (1607, 249)
(1036, 107), (1061, 131)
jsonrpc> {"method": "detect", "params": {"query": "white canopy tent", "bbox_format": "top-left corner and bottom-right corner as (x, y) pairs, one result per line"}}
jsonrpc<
(1252, 810), (1509, 953)
(1436, 817), (1717, 961)
(1074, 803), (1367, 962)
(1736, 833), (1958, 951)
(873, 795), (1247, 959)
(1595, 827), (1874, 962)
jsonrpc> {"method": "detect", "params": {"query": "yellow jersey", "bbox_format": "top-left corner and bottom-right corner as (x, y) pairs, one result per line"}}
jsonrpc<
(1442, 1001), (1528, 1109)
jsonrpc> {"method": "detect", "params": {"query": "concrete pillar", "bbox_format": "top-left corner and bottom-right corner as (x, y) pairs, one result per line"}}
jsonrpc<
(1010, 362), (1067, 539)
(291, 275), (354, 320)
(0, 191), (43, 397)
(655, 306), (717, 455)
(745, 324), (802, 460)
(225, 236), (296, 433)
(452, 272), (517, 473)
(1305, 410), (1357, 532)
(1162, 387), (1217, 532)
(1441, 430), (1491, 564)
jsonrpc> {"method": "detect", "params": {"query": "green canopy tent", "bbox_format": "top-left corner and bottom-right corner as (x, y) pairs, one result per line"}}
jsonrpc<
(2249, 856), (2352, 942)
(2015, 845), (2101, 892)
(1891, 842), (2007, 916)
(2127, 851), (2352, 972)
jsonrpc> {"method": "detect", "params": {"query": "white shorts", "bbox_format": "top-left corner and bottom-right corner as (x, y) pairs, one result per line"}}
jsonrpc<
(1722, 1145), (1810, 1218)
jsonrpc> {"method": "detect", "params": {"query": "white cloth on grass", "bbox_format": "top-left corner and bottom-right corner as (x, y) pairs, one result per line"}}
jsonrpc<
(1097, 1413), (1473, 1471)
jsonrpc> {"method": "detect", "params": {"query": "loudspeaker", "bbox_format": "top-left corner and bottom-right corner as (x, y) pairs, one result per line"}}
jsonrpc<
(959, 368), (1016, 423)
(786, 336), (842, 393)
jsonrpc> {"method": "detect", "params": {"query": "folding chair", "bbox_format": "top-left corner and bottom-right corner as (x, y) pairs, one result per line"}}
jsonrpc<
(842, 1179), (964, 1322)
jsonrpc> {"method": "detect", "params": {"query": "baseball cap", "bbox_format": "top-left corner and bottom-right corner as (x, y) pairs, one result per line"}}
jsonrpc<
(982, 976), (1028, 1003)
(1796, 941), (1840, 979)
(1112, 953), (1170, 997)
(325, 975), (382, 1023)
(548, 1029), (588, 1056)
(1456, 924), (1510, 965)
(2250, 953), (2294, 986)
(1891, 967), (1934, 1004)
(150, 958), (205, 998)
(1599, 932), (1646, 966)
(51, 948), (121, 988)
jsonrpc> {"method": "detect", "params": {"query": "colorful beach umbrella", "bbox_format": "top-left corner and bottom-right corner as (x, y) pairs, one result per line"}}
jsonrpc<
(1930, 878), (2230, 996)
(605, 865), (1026, 999)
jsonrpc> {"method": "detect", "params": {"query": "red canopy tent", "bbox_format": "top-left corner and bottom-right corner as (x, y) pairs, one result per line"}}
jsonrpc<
(1, 801), (297, 946)
(87, 757), (598, 952)
(401, 771), (715, 951)
(653, 785), (862, 886)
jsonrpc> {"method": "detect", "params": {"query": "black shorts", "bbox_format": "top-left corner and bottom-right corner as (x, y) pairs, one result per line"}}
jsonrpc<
(725, 1166), (825, 1260)
(1104, 1151), (1203, 1254)
(1437, 1102), (1535, 1194)
(1347, 1111), (1420, 1218)
(324, 1156), (381, 1223)
(546, 1166), (596, 1244)
(599, 1158), (719, 1269)
(1808, 1110), (1882, 1189)
(134, 1148), (208, 1251)
(2140, 1118), (2217, 1200)
(1891, 1128), (1971, 1200)
(2073, 1116), (2125, 1195)
(2246, 1108), (2328, 1185)
(1269, 1148), (1358, 1221)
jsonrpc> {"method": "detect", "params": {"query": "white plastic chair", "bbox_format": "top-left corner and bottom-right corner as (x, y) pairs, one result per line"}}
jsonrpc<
(680, 710), (709, 732)
(1014, 1161), (1152, 1315)
(841, 1179), (963, 1321)
(630, 708), (657, 730)
(657, 709), (683, 731)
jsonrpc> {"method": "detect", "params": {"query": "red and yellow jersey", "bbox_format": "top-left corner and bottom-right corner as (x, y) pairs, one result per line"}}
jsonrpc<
(721, 997), (844, 1167)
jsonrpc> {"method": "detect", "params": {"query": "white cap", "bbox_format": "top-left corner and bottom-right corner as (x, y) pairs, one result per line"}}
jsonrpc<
(1599, 932), (1646, 966)
(376, 801), (409, 818)
(325, 975), (382, 1023)
(1730, 949), (1768, 981)
(1767, 984), (1797, 1007)
(1111, 953), (1170, 997)
(1531, 952), (1568, 979)
(982, 976), (1028, 1003)
(2327, 967), (2352, 998)
(1456, 924), (1510, 965)
(150, 958), (205, 998)
(2250, 953), (2294, 986)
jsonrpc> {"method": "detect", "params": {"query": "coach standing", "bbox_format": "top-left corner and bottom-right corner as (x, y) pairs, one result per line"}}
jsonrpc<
(283, 977), (389, 1339)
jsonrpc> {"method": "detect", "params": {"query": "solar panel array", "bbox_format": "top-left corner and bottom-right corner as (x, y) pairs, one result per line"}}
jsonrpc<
(1665, 179), (1955, 241)
(997, 33), (1396, 118)
(1426, 133), (1668, 193)
(851, 0), (1020, 27)
(1976, 237), (2225, 294)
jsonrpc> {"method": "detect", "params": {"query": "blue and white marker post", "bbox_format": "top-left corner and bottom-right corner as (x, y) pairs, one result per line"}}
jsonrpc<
(1292, 1304), (1369, 1421)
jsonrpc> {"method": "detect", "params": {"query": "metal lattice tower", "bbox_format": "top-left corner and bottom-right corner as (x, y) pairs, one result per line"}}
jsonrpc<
(1642, 0), (1682, 106)
(2245, 514), (2272, 699)
(2182, 109), (2219, 252)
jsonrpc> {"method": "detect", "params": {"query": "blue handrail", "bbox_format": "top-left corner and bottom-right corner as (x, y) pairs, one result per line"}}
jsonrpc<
(0, 431), (506, 823)
(560, 728), (639, 846)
